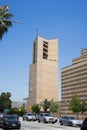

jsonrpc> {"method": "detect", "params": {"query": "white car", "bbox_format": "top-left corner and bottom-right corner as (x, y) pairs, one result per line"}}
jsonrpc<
(23, 113), (37, 121)
(38, 113), (57, 123)
(59, 116), (82, 127)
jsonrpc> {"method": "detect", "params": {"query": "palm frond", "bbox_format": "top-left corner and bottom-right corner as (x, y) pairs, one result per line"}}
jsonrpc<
(0, 26), (8, 39)
(0, 5), (13, 39)
(0, 5), (20, 39)
(3, 13), (14, 19)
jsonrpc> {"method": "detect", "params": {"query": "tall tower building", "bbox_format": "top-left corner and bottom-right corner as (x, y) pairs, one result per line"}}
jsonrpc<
(27, 36), (58, 107)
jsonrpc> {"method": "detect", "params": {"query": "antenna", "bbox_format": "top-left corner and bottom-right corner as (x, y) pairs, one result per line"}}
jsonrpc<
(36, 27), (38, 37)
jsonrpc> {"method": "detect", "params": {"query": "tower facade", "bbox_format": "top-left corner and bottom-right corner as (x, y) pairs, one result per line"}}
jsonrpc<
(27, 36), (58, 107)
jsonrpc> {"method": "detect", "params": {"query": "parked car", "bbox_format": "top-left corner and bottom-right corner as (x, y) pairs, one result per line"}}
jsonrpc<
(0, 113), (4, 118)
(80, 117), (87, 130)
(13, 114), (19, 119)
(0, 114), (21, 129)
(59, 115), (82, 127)
(37, 113), (57, 123)
(23, 113), (37, 121)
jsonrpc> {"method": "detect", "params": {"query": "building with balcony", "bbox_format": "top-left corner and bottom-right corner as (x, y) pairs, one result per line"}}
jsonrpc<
(61, 49), (87, 115)
(27, 36), (59, 110)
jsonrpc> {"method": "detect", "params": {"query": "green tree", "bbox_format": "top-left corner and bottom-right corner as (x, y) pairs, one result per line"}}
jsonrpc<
(10, 107), (26, 116)
(0, 92), (11, 112)
(69, 94), (81, 118)
(32, 104), (41, 114)
(18, 107), (26, 116)
(40, 99), (51, 112)
(49, 99), (58, 113)
(10, 107), (18, 114)
(0, 5), (13, 39)
(81, 100), (87, 119)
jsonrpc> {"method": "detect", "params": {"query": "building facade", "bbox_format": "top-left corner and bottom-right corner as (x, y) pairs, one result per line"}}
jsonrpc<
(27, 36), (59, 109)
(61, 49), (87, 115)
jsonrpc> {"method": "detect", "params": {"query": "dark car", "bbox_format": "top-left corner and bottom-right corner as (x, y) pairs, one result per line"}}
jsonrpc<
(80, 118), (87, 130)
(0, 115), (21, 129)
(59, 115), (82, 127)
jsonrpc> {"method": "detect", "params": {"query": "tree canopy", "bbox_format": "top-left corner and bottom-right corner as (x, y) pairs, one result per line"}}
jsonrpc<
(40, 98), (58, 113)
(40, 99), (51, 112)
(69, 94), (81, 118)
(49, 99), (58, 113)
(80, 100), (87, 119)
(32, 104), (41, 114)
(0, 92), (11, 112)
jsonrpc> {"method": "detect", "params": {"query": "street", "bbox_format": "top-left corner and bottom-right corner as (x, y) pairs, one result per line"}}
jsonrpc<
(21, 121), (80, 130)
(21, 117), (80, 130)
(0, 117), (80, 130)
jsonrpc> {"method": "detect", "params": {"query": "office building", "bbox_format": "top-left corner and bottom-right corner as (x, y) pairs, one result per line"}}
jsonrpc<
(61, 49), (87, 115)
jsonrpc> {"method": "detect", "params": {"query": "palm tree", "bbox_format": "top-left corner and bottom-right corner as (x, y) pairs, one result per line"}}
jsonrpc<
(0, 5), (13, 39)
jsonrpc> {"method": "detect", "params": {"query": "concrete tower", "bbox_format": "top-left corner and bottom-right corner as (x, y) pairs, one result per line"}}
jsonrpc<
(27, 36), (58, 108)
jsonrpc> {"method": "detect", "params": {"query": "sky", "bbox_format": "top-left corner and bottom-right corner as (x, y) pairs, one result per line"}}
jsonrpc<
(0, 0), (87, 101)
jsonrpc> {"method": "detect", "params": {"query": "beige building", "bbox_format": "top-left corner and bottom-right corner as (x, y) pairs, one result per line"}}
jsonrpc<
(27, 36), (59, 109)
(61, 49), (87, 115)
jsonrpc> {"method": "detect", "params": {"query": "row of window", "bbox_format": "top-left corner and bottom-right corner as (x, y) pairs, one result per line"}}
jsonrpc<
(43, 41), (48, 59)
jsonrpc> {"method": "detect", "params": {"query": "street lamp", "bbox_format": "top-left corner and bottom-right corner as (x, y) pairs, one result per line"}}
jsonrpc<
(64, 101), (67, 115)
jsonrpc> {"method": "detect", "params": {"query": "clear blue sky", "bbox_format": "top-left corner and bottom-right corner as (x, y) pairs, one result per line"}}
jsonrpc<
(0, 0), (87, 101)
